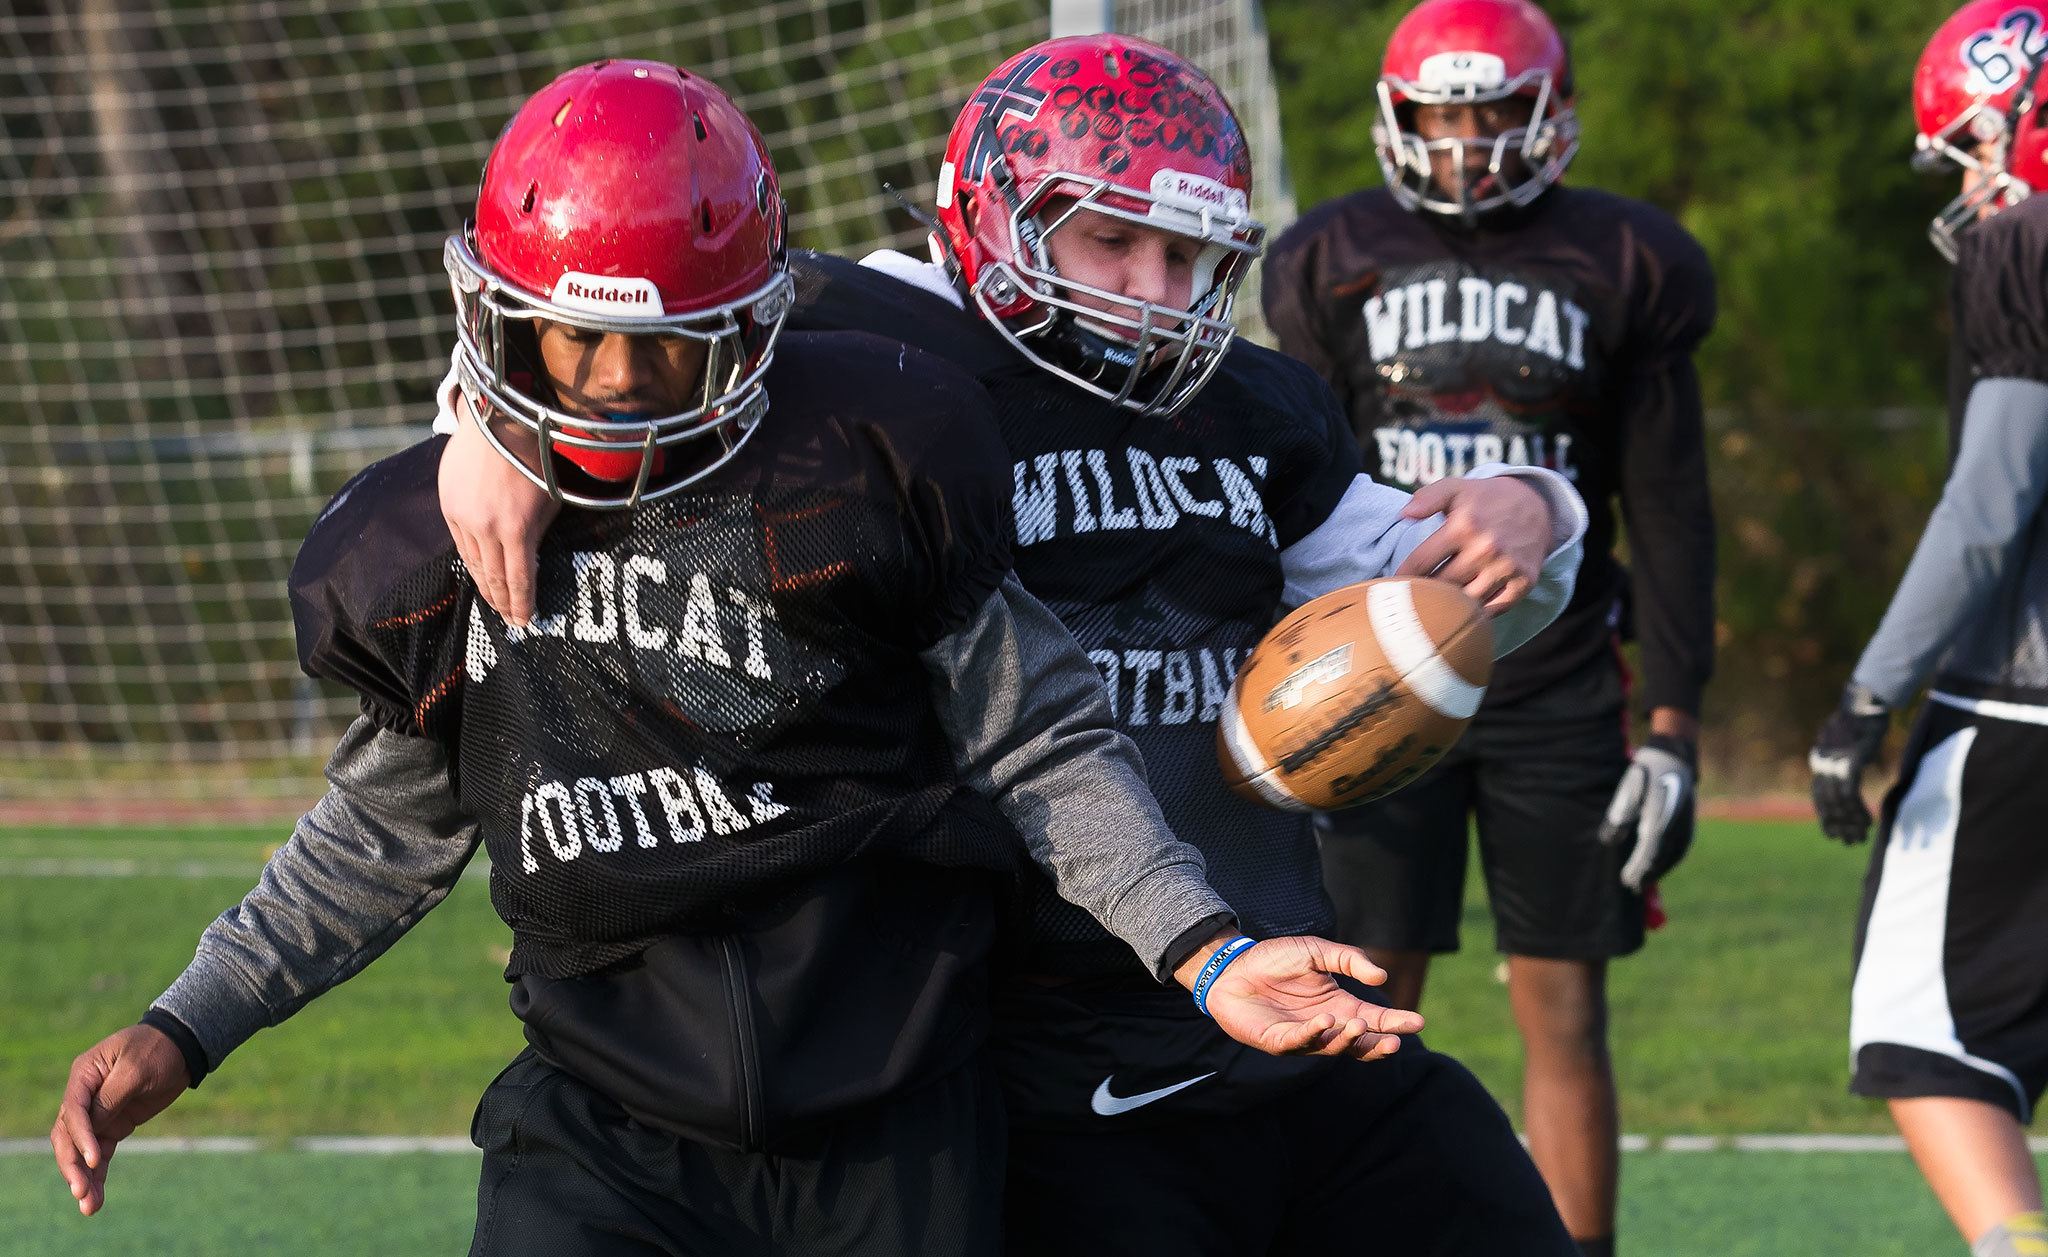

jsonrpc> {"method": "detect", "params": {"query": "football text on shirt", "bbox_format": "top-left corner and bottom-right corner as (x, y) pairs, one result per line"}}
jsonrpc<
(513, 767), (789, 875)
(1089, 645), (1250, 727)
(1371, 426), (1577, 486)
(463, 549), (795, 874)
(1358, 272), (1591, 486)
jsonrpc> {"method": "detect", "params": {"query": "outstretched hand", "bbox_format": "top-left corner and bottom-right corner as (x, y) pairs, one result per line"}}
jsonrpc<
(1394, 475), (1553, 615)
(50, 1024), (192, 1216)
(1186, 935), (1425, 1061)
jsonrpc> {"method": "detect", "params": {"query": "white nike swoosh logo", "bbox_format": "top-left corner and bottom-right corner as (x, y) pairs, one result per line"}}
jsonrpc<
(1089, 1072), (1217, 1116)
(1656, 774), (1686, 828)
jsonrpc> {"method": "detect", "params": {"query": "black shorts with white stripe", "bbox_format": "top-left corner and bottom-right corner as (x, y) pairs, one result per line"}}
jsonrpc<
(1849, 697), (2048, 1123)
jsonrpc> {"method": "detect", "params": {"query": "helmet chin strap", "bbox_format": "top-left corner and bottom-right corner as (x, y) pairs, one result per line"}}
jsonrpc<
(1044, 311), (1170, 414)
(1055, 313), (1145, 380)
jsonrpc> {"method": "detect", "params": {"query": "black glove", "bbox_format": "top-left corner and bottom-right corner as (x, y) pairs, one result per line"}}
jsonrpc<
(1808, 683), (1892, 844)
(1599, 733), (1697, 892)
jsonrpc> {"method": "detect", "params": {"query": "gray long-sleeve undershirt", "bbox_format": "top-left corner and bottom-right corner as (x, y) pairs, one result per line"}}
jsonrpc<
(155, 574), (1228, 1072)
(154, 716), (481, 1070)
(1278, 464), (1587, 658)
(1852, 377), (2048, 707)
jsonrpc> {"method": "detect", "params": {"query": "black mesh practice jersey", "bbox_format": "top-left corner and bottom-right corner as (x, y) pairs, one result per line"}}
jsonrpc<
(1263, 186), (1718, 716)
(791, 252), (1361, 977)
(291, 332), (1021, 980)
(1950, 195), (2048, 429)
(1933, 195), (2048, 703)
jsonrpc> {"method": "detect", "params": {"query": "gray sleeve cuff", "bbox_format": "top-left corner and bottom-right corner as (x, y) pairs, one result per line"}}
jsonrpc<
(152, 717), (480, 1071)
(922, 575), (1232, 980)
(1465, 464), (1587, 659)
(1278, 474), (1445, 609)
(1278, 466), (1585, 656)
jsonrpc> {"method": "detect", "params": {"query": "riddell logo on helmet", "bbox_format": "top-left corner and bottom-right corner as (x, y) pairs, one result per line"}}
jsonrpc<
(1150, 170), (1249, 219)
(553, 271), (663, 315)
(1415, 51), (1509, 93)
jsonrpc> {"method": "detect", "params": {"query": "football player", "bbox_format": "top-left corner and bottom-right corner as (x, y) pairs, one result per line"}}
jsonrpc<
(437, 35), (1589, 1255)
(1258, 2), (1718, 1252)
(47, 62), (1430, 1257)
(1810, 5), (2048, 1255)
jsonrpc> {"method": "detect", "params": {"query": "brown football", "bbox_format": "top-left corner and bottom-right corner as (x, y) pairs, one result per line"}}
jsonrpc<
(1217, 577), (1494, 812)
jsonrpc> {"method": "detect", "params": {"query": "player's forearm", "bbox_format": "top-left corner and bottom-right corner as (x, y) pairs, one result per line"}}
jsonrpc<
(1650, 707), (1701, 742)
(1852, 378), (2048, 706)
(1619, 363), (1717, 718)
(153, 717), (480, 1073)
(1260, 238), (1341, 382)
(1460, 464), (1587, 657)
(1628, 539), (1716, 721)
(922, 575), (1234, 981)
(1279, 467), (1585, 658)
(1280, 474), (1446, 608)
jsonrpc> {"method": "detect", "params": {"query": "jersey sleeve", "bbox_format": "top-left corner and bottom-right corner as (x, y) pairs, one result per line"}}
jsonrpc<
(289, 441), (470, 738)
(1260, 352), (1369, 550)
(1260, 212), (1344, 385)
(1952, 205), (2048, 385)
(1852, 376), (2048, 705)
(152, 716), (481, 1072)
(920, 573), (1232, 980)
(1616, 209), (1719, 717)
(864, 343), (1018, 647)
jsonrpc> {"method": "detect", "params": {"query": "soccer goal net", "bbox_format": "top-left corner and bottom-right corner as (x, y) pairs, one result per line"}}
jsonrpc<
(0, 0), (1294, 815)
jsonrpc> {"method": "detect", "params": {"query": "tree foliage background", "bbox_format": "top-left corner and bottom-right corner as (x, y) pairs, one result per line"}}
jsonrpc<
(1266, 0), (1964, 780)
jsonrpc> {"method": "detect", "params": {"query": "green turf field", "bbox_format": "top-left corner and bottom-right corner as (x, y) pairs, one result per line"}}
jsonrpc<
(2, 817), (2040, 1253)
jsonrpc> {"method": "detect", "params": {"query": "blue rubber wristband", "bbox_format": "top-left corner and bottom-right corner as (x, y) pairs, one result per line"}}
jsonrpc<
(1190, 935), (1257, 1017)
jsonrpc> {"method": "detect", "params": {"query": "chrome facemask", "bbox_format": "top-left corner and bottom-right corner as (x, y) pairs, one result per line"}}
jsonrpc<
(1372, 69), (1579, 222)
(444, 232), (793, 509)
(968, 172), (1264, 417)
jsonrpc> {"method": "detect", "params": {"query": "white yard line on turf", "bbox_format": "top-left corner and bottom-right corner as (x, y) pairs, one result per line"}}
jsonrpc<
(6, 1135), (2048, 1156)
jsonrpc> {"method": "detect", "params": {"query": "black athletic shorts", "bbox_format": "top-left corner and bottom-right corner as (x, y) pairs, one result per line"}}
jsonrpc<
(467, 1048), (1005, 1256)
(1316, 652), (1640, 959)
(992, 983), (1574, 1256)
(1849, 697), (2048, 1124)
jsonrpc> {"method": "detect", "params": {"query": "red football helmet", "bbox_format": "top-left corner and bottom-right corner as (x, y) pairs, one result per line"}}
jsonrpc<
(444, 59), (792, 508)
(1914, 1), (2048, 260)
(1373, 0), (1579, 220)
(932, 35), (1264, 416)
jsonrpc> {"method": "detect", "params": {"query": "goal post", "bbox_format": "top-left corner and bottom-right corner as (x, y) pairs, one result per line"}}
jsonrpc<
(0, 0), (1293, 816)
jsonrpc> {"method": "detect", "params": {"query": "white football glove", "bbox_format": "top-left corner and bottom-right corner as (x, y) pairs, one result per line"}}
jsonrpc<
(1598, 735), (1697, 893)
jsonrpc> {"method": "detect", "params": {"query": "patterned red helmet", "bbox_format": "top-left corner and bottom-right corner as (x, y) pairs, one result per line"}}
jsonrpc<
(932, 35), (1263, 416)
(1374, 0), (1579, 220)
(444, 59), (792, 508)
(1913, 1), (2048, 260)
